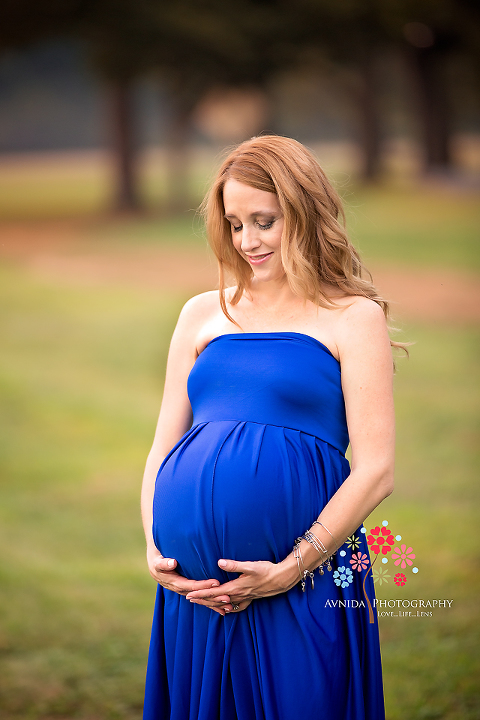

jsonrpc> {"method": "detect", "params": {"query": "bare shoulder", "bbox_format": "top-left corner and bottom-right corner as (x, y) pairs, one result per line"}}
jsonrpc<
(179, 290), (219, 323)
(170, 289), (223, 358)
(179, 285), (237, 321)
(335, 295), (387, 334)
(175, 290), (219, 336)
(333, 295), (390, 362)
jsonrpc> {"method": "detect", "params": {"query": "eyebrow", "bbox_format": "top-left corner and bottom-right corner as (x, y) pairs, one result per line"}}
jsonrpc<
(224, 211), (277, 219)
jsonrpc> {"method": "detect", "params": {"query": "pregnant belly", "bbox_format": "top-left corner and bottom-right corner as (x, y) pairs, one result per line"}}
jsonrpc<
(152, 420), (348, 581)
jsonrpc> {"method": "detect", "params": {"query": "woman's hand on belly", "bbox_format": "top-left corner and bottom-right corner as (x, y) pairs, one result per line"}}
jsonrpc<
(185, 556), (300, 609)
(147, 548), (236, 616)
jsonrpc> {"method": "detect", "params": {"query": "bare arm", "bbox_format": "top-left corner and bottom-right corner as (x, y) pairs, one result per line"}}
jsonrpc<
(186, 298), (395, 606)
(141, 298), (197, 559)
(282, 297), (395, 579)
(141, 293), (232, 611)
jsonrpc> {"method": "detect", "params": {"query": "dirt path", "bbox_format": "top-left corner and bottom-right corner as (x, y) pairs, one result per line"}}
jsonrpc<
(1, 219), (479, 324)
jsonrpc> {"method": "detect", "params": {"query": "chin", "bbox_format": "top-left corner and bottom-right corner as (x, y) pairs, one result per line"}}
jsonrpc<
(253, 269), (286, 282)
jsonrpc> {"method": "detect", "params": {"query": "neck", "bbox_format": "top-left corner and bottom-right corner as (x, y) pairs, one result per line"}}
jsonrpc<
(246, 276), (299, 310)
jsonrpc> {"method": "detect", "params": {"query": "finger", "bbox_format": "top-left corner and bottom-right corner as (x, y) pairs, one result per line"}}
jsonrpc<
(154, 557), (177, 573)
(186, 577), (244, 600)
(186, 586), (232, 600)
(189, 598), (230, 610)
(188, 594), (231, 605)
(168, 578), (224, 596)
(225, 600), (250, 614)
(189, 578), (221, 591)
(151, 568), (222, 594)
(218, 558), (250, 574)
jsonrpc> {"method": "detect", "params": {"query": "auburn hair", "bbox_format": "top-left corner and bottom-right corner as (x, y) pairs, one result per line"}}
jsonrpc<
(200, 135), (408, 358)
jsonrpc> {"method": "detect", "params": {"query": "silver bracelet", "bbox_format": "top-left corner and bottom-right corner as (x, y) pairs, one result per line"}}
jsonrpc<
(301, 531), (333, 575)
(293, 540), (314, 591)
(293, 544), (306, 591)
(303, 530), (328, 557)
(312, 520), (338, 553)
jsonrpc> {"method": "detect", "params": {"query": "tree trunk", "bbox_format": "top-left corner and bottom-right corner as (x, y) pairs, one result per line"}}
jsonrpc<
(405, 47), (452, 173)
(164, 98), (192, 214)
(356, 53), (382, 181)
(111, 80), (140, 212)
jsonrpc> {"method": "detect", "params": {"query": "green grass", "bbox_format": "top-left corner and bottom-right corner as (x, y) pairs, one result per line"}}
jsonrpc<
(369, 322), (480, 719)
(0, 152), (212, 221)
(0, 268), (183, 718)
(343, 184), (480, 271)
(0, 166), (111, 220)
(0, 163), (479, 718)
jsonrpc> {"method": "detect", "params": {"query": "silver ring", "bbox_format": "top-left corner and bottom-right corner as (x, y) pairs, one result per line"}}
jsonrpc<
(232, 603), (240, 611)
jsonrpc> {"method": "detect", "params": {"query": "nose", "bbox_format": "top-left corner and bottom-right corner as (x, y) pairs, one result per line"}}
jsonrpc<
(240, 224), (261, 253)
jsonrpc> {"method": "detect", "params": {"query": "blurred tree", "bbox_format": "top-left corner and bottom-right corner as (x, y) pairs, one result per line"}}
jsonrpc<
(0, 0), (142, 210)
(376, 0), (480, 173)
(85, 0), (302, 210)
(0, 0), (87, 49)
(292, 0), (387, 180)
(1, 0), (479, 209)
(284, 0), (480, 177)
(0, 0), (313, 210)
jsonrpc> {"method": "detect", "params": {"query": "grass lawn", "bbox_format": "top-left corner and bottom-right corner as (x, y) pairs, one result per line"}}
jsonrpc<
(344, 184), (480, 271)
(0, 161), (479, 718)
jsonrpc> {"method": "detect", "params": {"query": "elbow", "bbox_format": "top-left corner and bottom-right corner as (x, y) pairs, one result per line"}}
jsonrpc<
(377, 468), (395, 501)
(351, 458), (395, 502)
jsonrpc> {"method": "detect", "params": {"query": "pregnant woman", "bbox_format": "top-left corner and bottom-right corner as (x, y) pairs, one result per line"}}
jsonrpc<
(141, 135), (401, 720)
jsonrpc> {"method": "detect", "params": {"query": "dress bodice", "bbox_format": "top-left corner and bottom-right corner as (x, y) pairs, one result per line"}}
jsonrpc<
(187, 332), (349, 455)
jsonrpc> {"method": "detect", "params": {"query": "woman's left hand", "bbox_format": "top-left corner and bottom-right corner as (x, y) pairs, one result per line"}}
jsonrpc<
(185, 557), (298, 610)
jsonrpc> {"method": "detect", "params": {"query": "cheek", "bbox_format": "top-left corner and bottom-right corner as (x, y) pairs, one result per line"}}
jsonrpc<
(231, 233), (242, 254)
(271, 219), (284, 246)
(271, 228), (283, 252)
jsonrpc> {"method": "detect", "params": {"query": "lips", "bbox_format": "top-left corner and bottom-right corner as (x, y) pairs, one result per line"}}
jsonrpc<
(247, 252), (273, 265)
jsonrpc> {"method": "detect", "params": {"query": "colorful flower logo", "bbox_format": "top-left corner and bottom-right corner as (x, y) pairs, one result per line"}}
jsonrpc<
(394, 573), (407, 587)
(350, 552), (369, 572)
(367, 526), (395, 555)
(333, 566), (354, 588)
(372, 567), (390, 585)
(346, 534), (361, 551)
(391, 545), (416, 569)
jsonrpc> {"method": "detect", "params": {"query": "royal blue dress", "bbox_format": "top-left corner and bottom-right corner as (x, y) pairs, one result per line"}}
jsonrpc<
(144, 332), (385, 720)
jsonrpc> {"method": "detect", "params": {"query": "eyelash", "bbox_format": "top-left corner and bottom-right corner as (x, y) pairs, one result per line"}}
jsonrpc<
(232, 221), (274, 233)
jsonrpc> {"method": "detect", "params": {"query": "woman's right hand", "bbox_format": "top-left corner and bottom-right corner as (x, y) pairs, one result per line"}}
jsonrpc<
(147, 549), (234, 616)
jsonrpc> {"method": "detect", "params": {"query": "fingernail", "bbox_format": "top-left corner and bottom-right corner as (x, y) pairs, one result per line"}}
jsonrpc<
(224, 609), (230, 613)
(211, 582), (219, 587)
(218, 559), (227, 567)
(221, 600), (228, 603)
(167, 559), (175, 567)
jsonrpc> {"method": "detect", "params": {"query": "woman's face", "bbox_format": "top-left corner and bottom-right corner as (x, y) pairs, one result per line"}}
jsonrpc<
(222, 179), (285, 282)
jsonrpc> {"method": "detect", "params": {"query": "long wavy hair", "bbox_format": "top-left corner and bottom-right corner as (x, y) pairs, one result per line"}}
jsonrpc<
(200, 135), (408, 357)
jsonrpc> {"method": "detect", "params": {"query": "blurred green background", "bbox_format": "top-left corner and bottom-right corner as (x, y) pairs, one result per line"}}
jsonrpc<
(1, 2), (480, 719)
(1, 157), (479, 720)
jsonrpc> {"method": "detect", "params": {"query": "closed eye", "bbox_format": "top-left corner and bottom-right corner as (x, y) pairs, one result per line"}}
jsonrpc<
(229, 220), (275, 232)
